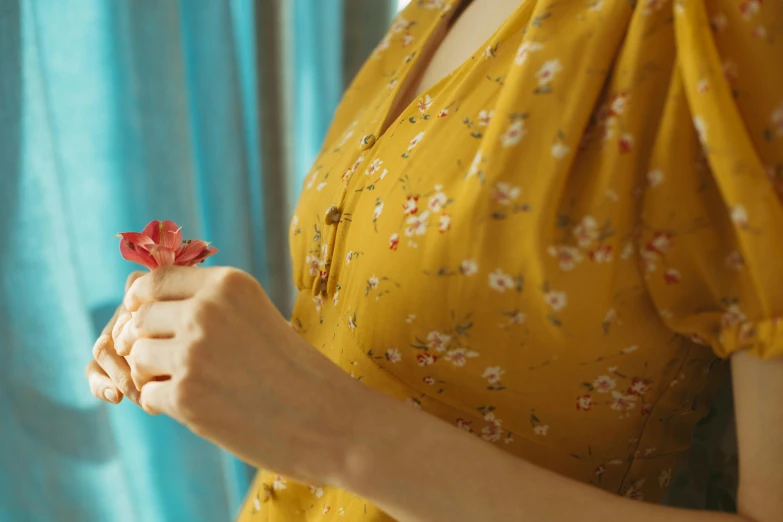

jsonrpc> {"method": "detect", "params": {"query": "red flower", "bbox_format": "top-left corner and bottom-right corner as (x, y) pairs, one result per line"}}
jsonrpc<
(117, 220), (217, 270)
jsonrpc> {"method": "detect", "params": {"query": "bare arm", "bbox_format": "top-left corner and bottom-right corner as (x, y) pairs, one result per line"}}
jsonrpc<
(337, 353), (782, 522)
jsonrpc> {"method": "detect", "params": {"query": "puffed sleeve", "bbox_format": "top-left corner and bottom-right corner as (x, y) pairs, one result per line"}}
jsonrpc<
(641, 0), (783, 359)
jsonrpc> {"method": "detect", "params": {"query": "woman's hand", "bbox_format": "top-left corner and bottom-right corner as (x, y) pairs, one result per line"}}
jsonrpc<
(85, 271), (145, 405)
(114, 265), (367, 485)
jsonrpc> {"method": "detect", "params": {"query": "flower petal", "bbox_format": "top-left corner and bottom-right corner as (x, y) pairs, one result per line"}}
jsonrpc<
(175, 240), (219, 266)
(119, 238), (158, 270)
(149, 245), (176, 267)
(141, 220), (182, 248)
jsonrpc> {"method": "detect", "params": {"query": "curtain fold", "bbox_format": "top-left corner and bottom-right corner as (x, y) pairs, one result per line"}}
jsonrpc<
(0, 0), (392, 520)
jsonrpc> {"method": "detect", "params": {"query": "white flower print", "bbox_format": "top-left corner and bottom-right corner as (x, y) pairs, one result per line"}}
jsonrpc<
(405, 211), (430, 237)
(389, 233), (400, 250)
(551, 143), (570, 159)
(273, 475), (287, 491)
(313, 295), (324, 312)
(426, 331), (451, 352)
(711, 13), (727, 31)
(387, 78), (398, 90)
(544, 290), (568, 312)
(722, 304), (746, 328)
(417, 95), (433, 113)
(290, 214), (299, 233)
(366, 158), (383, 176)
(725, 250), (744, 270)
(333, 291), (339, 306)
(610, 391), (637, 411)
(391, 16), (409, 33)
(347, 313), (357, 330)
(647, 169), (664, 187)
(753, 25), (767, 39)
(408, 131), (425, 151)
(374, 201), (384, 220)
(771, 102), (783, 136)
(663, 268), (681, 284)
(338, 507), (345, 516)
(306, 172), (317, 190)
(406, 314), (416, 323)
(515, 41), (543, 65)
(641, 0), (665, 15)
(573, 216), (599, 248)
(696, 77), (709, 93)
(576, 394), (593, 411)
(593, 375), (616, 393)
(547, 245), (584, 271)
(618, 132), (634, 153)
(533, 424), (550, 436)
(508, 311), (526, 324)
(406, 398), (421, 409)
(374, 34), (391, 57)
(489, 268), (515, 292)
(367, 275), (379, 290)
(693, 116), (708, 144)
(345, 251), (353, 264)
(439, 213), (451, 233)
(647, 231), (673, 253)
(438, 108), (449, 118)
(401, 32), (414, 47)
(309, 485), (324, 498)
(316, 182), (327, 191)
(385, 348), (402, 363)
(478, 110), (494, 126)
(621, 242), (634, 260)
(589, 0), (604, 11)
(423, 0), (447, 9)
(460, 259), (478, 276)
(492, 182), (521, 205)
(501, 120), (527, 147)
(481, 412), (503, 442)
(482, 366), (505, 384)
(609, 92), (629, 116)
(444, 347), (479, 367)
(428, 191), (447, 212)
(306, 255), (319, 276)
(628, 378), (651, 396)
(535, 59), (563, 87)
(621, 345), (639, 354)
(423, 376), (435, 385)
(731, 204), (748, 228)
(659, 469), (672, 489)
(467, 151), (485, 179)
(722, 60), (738, 82)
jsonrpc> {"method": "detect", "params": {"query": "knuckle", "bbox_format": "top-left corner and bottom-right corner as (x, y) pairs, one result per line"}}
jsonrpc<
(188, 299), (219, 331)
(125, 270), (145, 290)
(214, 267), (250, 292)
(92, 335), (112, 360)
(113, 372), (133, 394)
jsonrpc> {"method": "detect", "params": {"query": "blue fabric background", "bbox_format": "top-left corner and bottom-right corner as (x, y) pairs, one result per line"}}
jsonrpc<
(0, 0), (346, 520)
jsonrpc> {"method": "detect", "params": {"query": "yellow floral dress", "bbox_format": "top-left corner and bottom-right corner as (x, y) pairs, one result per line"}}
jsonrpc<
(238, 0), (783, 519)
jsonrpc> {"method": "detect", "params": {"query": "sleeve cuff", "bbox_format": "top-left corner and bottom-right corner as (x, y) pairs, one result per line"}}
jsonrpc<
(716, 317), (783, 360)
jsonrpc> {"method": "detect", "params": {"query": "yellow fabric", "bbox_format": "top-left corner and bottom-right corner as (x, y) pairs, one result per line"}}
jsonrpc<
(237, 0), (783, 519)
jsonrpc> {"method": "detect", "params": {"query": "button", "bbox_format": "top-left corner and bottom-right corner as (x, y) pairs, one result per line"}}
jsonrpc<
(324, 206), (341, 224)
(360, 134), (376, 150)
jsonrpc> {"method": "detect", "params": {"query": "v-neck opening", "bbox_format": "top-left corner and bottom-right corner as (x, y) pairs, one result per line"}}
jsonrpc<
(375, 0), (526, 141)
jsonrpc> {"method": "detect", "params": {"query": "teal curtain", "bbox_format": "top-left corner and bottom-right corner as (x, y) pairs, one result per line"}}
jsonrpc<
(0, 0), (391, 520)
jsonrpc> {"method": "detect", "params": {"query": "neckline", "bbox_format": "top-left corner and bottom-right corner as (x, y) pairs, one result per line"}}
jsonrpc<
(375, 0), (524, 140)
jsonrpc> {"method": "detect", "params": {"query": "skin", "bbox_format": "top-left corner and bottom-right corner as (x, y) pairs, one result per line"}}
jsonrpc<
(86, 1), (783, 520)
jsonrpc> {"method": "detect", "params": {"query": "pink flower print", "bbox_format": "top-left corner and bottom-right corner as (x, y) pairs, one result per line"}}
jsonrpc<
(740, 0), (761, 20)
(723, 60), (739, 82)
(590, 244), (613, 263)
(312, 295), (324, 312)
(416, 353), (438, 367)
(366, 158), (383, 176)
(385, 348), (402, 363)
(405, 398), (421, 409)
(646, 231), (673, 254)
(624, 480), (645, 501)
(308, 485), (324, 498)
(641, 403), (653, 416)
(627, 378), (651, 396)
(408, 131), (425, 151)
(423, 376), (435, 385)
(609, 92), (629, 116)
(391, 16), (409, 34)
(482, 366), (505, 385)
(721, 304), (746, 328)
(618, 132), (634, 153)
(306, 255), (320, 276)
(659, 469), (672, 488)
(663, 269), (681, 284)
(438, 108), (449, 118)
(577, 394), (593, 411)
(533, 425), (549, 436)
(273, 475), (287, 491)
(374, 201), (384, 221)
(428, 190), (447, 212)
(401, 31), (414, 47)
(389, 233), (400, 251)
(403, 196), (419, 215)
(725, 251), (744, 270)
(696, 78), (709, 93)
(478, 110), (494, 126)
(345, 251), (353, 264)
(456, 418), (473, 433)
(459, 259), (478, 276)
(438, 214), (451, 233)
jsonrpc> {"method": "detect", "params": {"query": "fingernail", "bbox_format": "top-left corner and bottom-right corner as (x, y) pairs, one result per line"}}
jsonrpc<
(103, 388), (118, 403)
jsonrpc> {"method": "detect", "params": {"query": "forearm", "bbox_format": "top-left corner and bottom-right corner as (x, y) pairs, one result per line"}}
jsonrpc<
(337, 389), (750, 522)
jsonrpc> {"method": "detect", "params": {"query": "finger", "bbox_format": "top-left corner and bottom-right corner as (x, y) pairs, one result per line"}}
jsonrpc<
(139, 379), (176, 416)
(85, 359), (123, 404)
(125, 270), (146, 292)
(92, 334), (140, 404)
(128, 338), (181, 388)
(114, 301), (180, 357)
(112, 308), (132, 344)
(124, 265), (203, 312)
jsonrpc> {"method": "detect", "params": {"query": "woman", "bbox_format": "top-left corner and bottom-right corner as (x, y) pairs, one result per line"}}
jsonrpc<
(85, 0), (783, 520)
